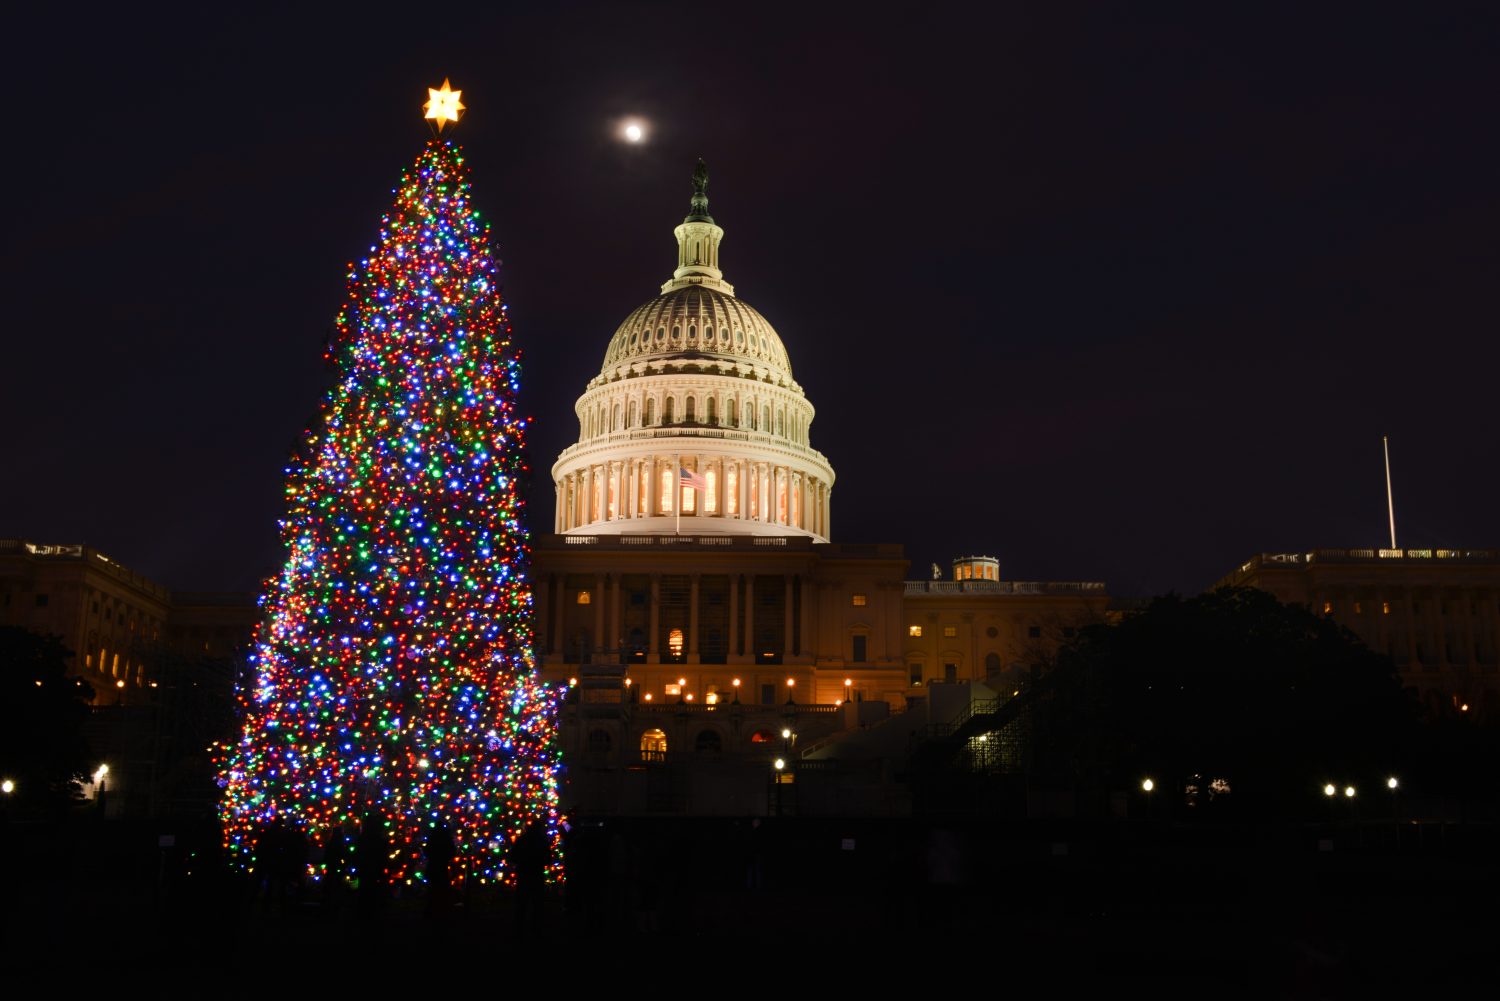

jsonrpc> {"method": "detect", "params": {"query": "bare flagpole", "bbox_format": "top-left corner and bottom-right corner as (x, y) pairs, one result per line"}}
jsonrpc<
(1383, 435), (1398, 550)
(675, 454), (681, 536)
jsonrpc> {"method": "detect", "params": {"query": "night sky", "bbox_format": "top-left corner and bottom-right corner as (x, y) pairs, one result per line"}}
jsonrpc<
(4, 4), (1497, 598)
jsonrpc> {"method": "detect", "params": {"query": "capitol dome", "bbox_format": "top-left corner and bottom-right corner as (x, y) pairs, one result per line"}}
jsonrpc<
(552, 161), (834, 539)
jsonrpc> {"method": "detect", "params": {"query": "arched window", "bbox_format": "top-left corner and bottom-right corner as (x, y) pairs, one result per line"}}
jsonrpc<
(685, 396), (696, 423)
(707, 397), (717, 425)
(646, 398), (656, 425)
(667, 628), (685, 659)
(628, 399), (637, 427)
(612, 404), (620, 432)
(665, 397), (675, 424)
(688, 324), (696, 341)
(726, 397), (736, 427)
(641, 729), (668, 760)
(705, 467), (718, 514)
(763, 405), (771, 432)
(695, 730), (722, 754)
(776, 410), (784, 437)
(745, 402), (754, 429)
(726, 464), (738, 516)
(985, 652), (1002, 676)
(588, 729), (612, 753)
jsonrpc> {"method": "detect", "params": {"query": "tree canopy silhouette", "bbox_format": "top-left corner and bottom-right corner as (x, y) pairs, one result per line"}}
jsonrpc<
(0, 626), (95, 805)
(1032, 588), (1418, 816)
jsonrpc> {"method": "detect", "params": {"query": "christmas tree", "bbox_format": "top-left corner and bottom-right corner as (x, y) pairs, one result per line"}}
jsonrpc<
(219, 83), (563, 886)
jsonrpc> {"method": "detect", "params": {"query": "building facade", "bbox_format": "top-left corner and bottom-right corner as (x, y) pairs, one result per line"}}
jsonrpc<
(1220, 547), (1500, 719)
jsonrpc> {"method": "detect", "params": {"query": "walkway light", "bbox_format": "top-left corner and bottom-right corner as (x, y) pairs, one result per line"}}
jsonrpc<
(1324, 783), (1337, 797)
(1344, 786), (1356, 799)
(1, 779), (13, 795)
(1386, 776), (1399, 790)
(773, 758), (785, 771)
(1141, 778), (1154, 793)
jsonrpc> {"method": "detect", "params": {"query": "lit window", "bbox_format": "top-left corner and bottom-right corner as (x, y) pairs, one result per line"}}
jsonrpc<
(576, 590), (592, 605)
(682, 476), (696, 513)
(660, 467), (674, 513)
(1382, 601), (1391, 614)
(909, 625), (922, 637)
(943, 626), (957, 638)
(640, 729), (668, 756)
(664, 683), (682, 697)
(726, 464), (738, 516)
(705, 467), (718, 514)
(668, 628), (684, 657)
(1354, 602), (1363, 615)
(909, 663), (923, 686)
(1323, 601), (1333, 614)
(852, 594), (867, 607)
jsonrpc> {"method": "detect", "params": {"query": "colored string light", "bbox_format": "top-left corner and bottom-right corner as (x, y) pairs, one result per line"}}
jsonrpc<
(218, 139), (563, 886)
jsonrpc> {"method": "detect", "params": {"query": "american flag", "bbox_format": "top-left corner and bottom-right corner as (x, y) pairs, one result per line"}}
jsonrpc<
(679, 466), (709, 493)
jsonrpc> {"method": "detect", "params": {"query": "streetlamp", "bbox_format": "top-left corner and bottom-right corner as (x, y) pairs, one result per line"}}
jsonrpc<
(1323, 783), (1337, 798)
(731, 678), (741, 704)
(785, 677), (796, 705)
(1141, 777), (1154, 819)
(844, 677), (853, 704)
(772, 758), (786, 816)
(1, 779), (14, 795)
(1387, 776), (1401, 844)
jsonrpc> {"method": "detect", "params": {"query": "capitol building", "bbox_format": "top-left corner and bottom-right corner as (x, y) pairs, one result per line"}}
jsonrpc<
(530, 164), (1107, 815)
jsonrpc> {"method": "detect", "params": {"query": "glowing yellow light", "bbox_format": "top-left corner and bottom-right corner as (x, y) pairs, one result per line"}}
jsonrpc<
(1, 779), (13, 794)
(1141, 778), (1154, 792)
(1344, 785), (1356, 798)
(732, 678), (741, 687)
(115, 679), (125, 689)
(623, 121), (644, 143)
(568, 677), (578, 687)
(623, 677), (632, 687)
(786, 677), (795, 688)
(417, 757), (430, 770)
(685, 693), (695, 702)
(678, 677), (687, 687)
(780, 728), (791, 739)
(1387, 776), (1399, 790)
(774, 758), (785, 770)
(423, 78), (465, 130)
(1323, 783), (1337, 797)
(644, 693), (652, 701)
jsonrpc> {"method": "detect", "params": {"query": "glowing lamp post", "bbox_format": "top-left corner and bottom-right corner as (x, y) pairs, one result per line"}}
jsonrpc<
(1, 779), (14, 795)
(1141, 777), (1155, 819)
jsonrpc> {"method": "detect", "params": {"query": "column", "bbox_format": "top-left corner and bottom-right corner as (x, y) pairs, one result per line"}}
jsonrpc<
(728, 573), (740, 659)
(784, 574), (795, 657)
(593, 573), (605, 655)
(800, 575), (813, 660)
(554, 481), (562, 532)
(610, 572), (623, 660)
(648, 574), (661, 659)
(739, 459), (750, 522)
(551, 574), (565, 657)
(688, 573), (701, 663)
(744, 574), (755, 659)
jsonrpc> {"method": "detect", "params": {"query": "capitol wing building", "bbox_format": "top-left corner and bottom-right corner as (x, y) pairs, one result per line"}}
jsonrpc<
(551, 163), (832, 540)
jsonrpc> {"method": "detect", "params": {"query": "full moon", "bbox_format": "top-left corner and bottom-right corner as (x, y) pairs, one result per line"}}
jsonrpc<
(623, 122), (644, 143)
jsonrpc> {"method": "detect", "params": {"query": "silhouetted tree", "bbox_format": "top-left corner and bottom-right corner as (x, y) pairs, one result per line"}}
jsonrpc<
(1031, 588), (1419, 816)
(0, 626), (95, 804)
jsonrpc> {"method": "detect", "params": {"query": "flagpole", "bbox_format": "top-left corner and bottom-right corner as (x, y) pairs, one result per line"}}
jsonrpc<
(1383, 435), (1397, 550)
(675, 454), (681, 536)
